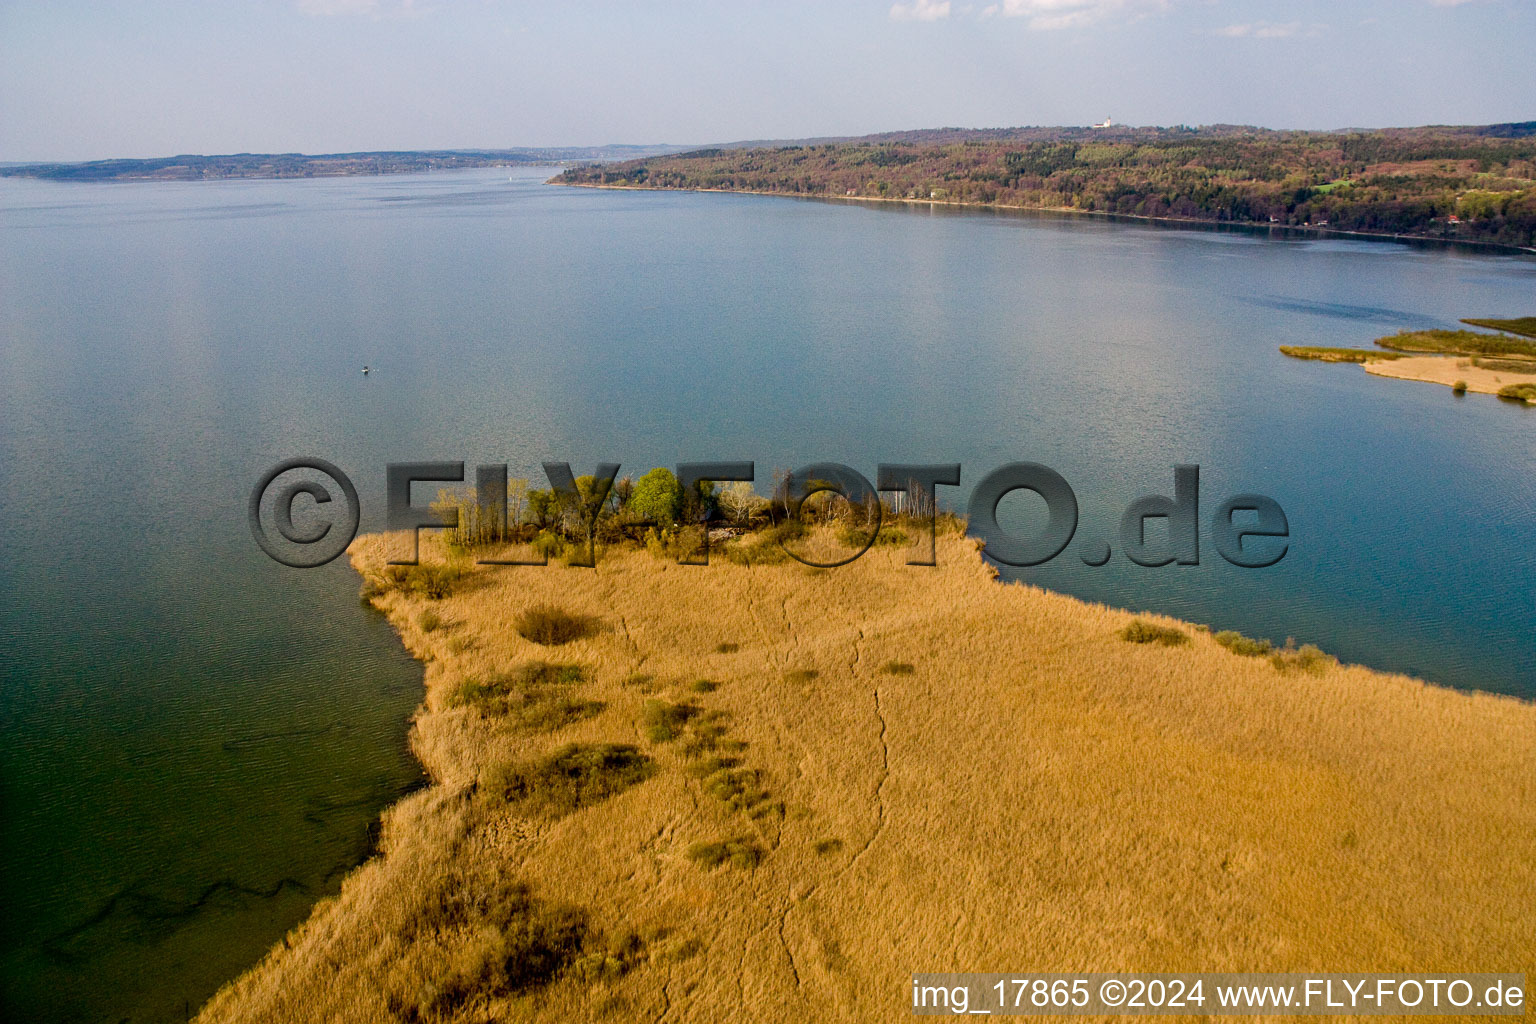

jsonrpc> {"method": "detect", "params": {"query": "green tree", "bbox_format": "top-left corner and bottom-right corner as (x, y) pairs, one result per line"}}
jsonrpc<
(628, 468), (684, 526)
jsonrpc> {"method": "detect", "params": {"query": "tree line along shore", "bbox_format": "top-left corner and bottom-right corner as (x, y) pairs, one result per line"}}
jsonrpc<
(193, 495), (1536, 1023)
(552, 123), (1536, 249)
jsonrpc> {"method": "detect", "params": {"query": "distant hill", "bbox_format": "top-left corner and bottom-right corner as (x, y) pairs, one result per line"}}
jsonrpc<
(0, 145), (694, 182)
(553, 123), (1536, 249)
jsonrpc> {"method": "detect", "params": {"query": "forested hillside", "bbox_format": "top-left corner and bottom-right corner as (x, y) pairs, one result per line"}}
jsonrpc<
(554, 124), (1536, 248)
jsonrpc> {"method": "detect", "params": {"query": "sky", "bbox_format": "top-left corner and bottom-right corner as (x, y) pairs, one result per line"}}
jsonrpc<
(1, 0), (1533, 162)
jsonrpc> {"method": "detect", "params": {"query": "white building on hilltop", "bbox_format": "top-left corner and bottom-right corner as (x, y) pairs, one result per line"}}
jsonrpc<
(1091, 116), (1114, 129)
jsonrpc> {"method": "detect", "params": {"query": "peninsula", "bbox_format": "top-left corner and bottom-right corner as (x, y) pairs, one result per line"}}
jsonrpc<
(194, 515), (1536, 1022)
(1282, 318), (1536, 404)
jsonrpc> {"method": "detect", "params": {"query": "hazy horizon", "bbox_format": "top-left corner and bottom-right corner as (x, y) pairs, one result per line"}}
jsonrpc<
(3, 0), (1534, 164)
(9, 116), (1536, 168)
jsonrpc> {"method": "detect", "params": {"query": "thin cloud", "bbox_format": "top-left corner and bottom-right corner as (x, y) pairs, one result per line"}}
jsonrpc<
(985, 0), (1170, 30)
(296, 0), (424, 17)
(1215, 21), (1326, 38)
(890, 0), (953, 21)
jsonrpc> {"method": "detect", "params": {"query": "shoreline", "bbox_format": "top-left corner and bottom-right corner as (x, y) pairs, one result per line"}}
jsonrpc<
(1362, 353), (1536, 397)
(195, 529), (1536, 1022)
(553, 181), (1536, 256)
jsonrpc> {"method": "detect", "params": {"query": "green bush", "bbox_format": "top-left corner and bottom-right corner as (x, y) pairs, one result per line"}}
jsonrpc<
(446, 675), (512, 709)
(684, 754), (740, 778)
(1497, 383), (1536, 404)
(813, 838), (844, 856)
(418, 609), (442, 632)
(1214, 630), (1272, 657)
(1271, 643), (1336, 676)
(519, 661), (585, 686)
(1120, 620), (1189, 646)
(879, 661), (915, 675)
(681, 710), (732, 756)
(393, 872), (587, 1016)
(689, 679), (720, 693)
(511, 693), (604, 733)
(515, 604), (599, 645)
(715, 642), (739, 654)
(701, 766), (770, 813)
(686, 837), (764, 870)
(376, 563), (465, 600)
(641, 699), (699, 743)
(836, 523), (909, 548)
(1452, 379), (1468, 395)
(531, 531), (567, 558)
(484, 743), (654, 817)
(1473, 357), (1536, 373)
(721, 536), (791, 565)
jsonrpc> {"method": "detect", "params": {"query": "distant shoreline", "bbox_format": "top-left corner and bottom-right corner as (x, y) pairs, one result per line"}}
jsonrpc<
(0, 147), (686, 183)
(553, 181), (1536, 255)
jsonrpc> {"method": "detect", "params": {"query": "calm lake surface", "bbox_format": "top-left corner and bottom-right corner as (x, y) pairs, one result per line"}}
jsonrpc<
(1, 165), (1532, 1022)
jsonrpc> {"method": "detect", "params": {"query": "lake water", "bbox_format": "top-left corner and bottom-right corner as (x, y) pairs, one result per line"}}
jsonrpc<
(1, 165), (1532, 1022)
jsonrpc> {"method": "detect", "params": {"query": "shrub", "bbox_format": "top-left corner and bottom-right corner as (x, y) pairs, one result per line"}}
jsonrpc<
(570, 927), (648, 983)
(721, 536), (791, 565)
(531, 531), (567, 559)
(641, 699), (699, 743)
(814, 838), (844, 856)
(1497, 383), (1536, 404)
(836, 523), (909, 548)
(689, 679), (720, 693)
(1475, 357), (1536, 373)
(1214, 630), (1272, 657)
(686, 837), (764, 870)
(446, 675), (511, 709)
(418, 609), (442, 632)
(519, 661), (585, 686)
(515, 604), (599, 645)
(715, 642), (739, 654)
(376, 563), (466, 600)
(1271, 643), (1336, 675)
(685, 754), (740, 779)
(394, 872), (587, 1015)
(511, 693), (604, 733)
(879, 661), (915, 675)
(784, 669), (819, 684)
(1452, 379), (1469, 395)
(1121, 620), (1188, 646)
(681, 710), (732, 755)
(701, 766), (770, 813)
(447, 662), (586, 713)
(485, 743), (654, 817)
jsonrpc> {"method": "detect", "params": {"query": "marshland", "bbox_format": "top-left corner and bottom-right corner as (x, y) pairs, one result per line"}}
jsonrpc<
(193, 481), (1536, 1021)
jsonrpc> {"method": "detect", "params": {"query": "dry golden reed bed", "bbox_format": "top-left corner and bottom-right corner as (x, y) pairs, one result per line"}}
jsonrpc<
(197, 529), (1536, 1023)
